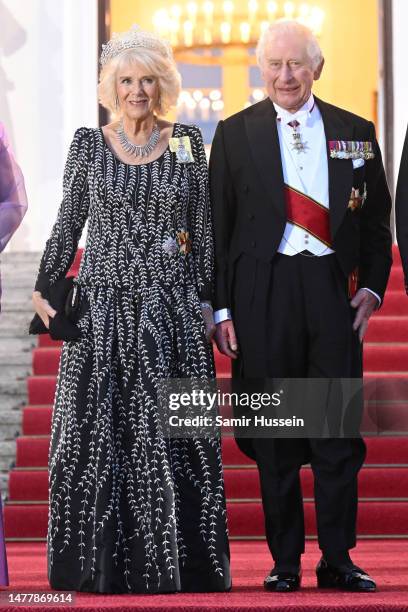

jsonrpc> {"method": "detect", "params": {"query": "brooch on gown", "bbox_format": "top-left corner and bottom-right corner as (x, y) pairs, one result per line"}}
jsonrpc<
(169, 136), (195, 163)
(176, 229), (192, 254)
(329, 140), (375, 160)
(162, 230), (192, 256)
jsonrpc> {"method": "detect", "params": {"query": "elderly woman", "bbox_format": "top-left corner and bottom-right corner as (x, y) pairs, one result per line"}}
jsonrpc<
(32, 26), (230, 594)
(0, 121), (28, 588)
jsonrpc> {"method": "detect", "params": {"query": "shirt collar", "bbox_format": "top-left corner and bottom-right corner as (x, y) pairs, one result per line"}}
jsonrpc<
(274, 94), (315, 128)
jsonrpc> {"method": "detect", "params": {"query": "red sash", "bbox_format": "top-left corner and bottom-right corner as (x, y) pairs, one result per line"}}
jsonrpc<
(284, 185), (359, 298)
(284, 185), (332, 247)
(348, 267), (359, 299)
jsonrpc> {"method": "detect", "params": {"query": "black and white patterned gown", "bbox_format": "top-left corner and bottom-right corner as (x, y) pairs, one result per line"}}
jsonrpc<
(34, 124), (231, 594)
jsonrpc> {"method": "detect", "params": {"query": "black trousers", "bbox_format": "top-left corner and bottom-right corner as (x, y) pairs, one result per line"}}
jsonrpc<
(232, 253), (366, 572)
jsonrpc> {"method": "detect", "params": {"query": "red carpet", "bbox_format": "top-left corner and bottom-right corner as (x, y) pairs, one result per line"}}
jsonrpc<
(4, 245), (408, 543)
(1, 541), (408, 611)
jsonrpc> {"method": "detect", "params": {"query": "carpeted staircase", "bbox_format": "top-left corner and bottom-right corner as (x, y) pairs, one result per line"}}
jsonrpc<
(4, 246), (408, 541)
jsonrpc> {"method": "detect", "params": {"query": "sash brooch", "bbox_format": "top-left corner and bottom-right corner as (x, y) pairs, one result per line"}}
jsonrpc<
(329, 140), (375, 160)
(348, 183), (367, 211)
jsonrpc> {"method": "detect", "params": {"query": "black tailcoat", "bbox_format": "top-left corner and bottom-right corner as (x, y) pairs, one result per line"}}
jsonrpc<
(209, 96), (392, 313)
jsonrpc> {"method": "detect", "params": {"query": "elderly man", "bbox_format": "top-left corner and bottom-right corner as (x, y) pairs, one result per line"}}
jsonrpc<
(396, 127), (408, 293)
(209, 21), (392, 592)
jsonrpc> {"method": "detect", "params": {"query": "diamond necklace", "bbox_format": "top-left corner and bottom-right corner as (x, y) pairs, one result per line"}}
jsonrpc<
(116, 120), (161, 158)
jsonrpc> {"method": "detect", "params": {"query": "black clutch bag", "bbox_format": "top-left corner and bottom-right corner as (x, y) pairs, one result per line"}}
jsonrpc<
(29, 276), (83, 342)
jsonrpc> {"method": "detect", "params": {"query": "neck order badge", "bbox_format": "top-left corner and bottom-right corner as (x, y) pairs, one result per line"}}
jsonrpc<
(288, 119), (308, 154)
(169, 136), (194, 163)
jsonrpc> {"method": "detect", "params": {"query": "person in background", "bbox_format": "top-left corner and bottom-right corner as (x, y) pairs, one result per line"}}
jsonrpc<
(0, 121), (28, 587)
(396, 126), (408, 293)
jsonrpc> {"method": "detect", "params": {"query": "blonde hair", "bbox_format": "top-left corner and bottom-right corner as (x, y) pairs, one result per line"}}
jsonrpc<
(256, 19), (323, 70)
(98, 46), (181, 117)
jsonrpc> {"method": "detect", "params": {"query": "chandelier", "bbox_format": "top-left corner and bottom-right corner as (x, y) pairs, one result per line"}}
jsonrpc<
(152, 1), (325, 65)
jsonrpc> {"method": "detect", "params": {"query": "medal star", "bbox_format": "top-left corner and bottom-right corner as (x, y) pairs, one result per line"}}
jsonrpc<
(291, 135), (309, 154)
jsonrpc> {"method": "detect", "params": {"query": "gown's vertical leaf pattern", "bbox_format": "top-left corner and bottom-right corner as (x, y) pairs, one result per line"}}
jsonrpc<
(35, 125), (231, 594)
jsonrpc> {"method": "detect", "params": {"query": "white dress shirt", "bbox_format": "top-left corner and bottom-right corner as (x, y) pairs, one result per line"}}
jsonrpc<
(274, 95), (334, 256)
(214, 94), (379, 324)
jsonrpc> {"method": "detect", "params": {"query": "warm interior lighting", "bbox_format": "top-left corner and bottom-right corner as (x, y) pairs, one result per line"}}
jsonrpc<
(284, 1), (295, 17)
(240, 21), (251, 44)
(252, 88), (265, 101)
(209, 89), (222, 100)
(153, 1), (325, 65)
(248, 0), (258, 16)
(203, 1), (214, 17)
(177, 88), (225, 118)
(193, 89), (204, 101)
(183, 20), (194, 46)
(220, 21), (232, 43)
(267, 1), (278, 15)
(223, 0), (234, 15)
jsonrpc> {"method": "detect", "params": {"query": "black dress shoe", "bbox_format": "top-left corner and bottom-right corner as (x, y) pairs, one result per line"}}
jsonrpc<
(264, 570), (302, 592)
(316, 558), (376, 592)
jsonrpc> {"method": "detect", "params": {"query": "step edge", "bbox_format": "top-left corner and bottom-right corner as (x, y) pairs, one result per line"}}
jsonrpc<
(7, 497), (408, 505)
(5, 535), (408, 542)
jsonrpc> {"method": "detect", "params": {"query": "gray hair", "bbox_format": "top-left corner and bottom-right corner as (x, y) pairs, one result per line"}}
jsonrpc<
(256, 19), (323, 70)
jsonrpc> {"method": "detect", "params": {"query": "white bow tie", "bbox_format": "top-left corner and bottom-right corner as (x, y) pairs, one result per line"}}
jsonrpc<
(278, 108), (310, 128)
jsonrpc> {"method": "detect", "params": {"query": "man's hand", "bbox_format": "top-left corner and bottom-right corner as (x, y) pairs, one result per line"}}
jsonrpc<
(350, 289), (378, 342)
(214, 320), (239, 359)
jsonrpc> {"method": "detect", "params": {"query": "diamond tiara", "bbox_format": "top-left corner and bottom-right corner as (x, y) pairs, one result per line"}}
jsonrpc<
(100, 25), (173, 67)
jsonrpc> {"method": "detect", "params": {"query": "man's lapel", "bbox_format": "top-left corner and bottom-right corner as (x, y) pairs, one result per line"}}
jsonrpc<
(244, 99), (286, 219)
(315, 96), (354, 238)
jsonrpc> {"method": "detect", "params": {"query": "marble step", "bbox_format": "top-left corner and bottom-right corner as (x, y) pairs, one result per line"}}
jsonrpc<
(0, 409), (22, 425)
(1, 296), (35, 312)
(0, 252), (41, 264)
(0, 472), (9, 494)
(0, 309), (35, 325)
(0, 338), (38, 355)
(0, 379), (27, 395)
(0, 415), (21, 440)
(0, 409), (23, 442)
(1, 268), (38, 278)
(0, 317), (34, 338)
(0, 428), (20, 442)
(0, 324), (32, 339)
(1, 280), (37, 293)
(0, 395), (26, 411)
(0, 441), (16, 471)
(1, 268), (39, 280)
(0, 346), (33, 366)
(0, 364), (32, 382)
(0, 376), (27, 409)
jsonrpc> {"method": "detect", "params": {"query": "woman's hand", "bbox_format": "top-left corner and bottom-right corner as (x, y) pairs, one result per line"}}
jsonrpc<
(32, 291), (57, 329)
(201, 302), (216, 343)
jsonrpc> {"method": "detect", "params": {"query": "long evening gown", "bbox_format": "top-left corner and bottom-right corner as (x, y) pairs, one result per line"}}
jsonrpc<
(0, 499), (8, 586)
(0, 121), (28, 587)
(34, 124), (231, 594)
